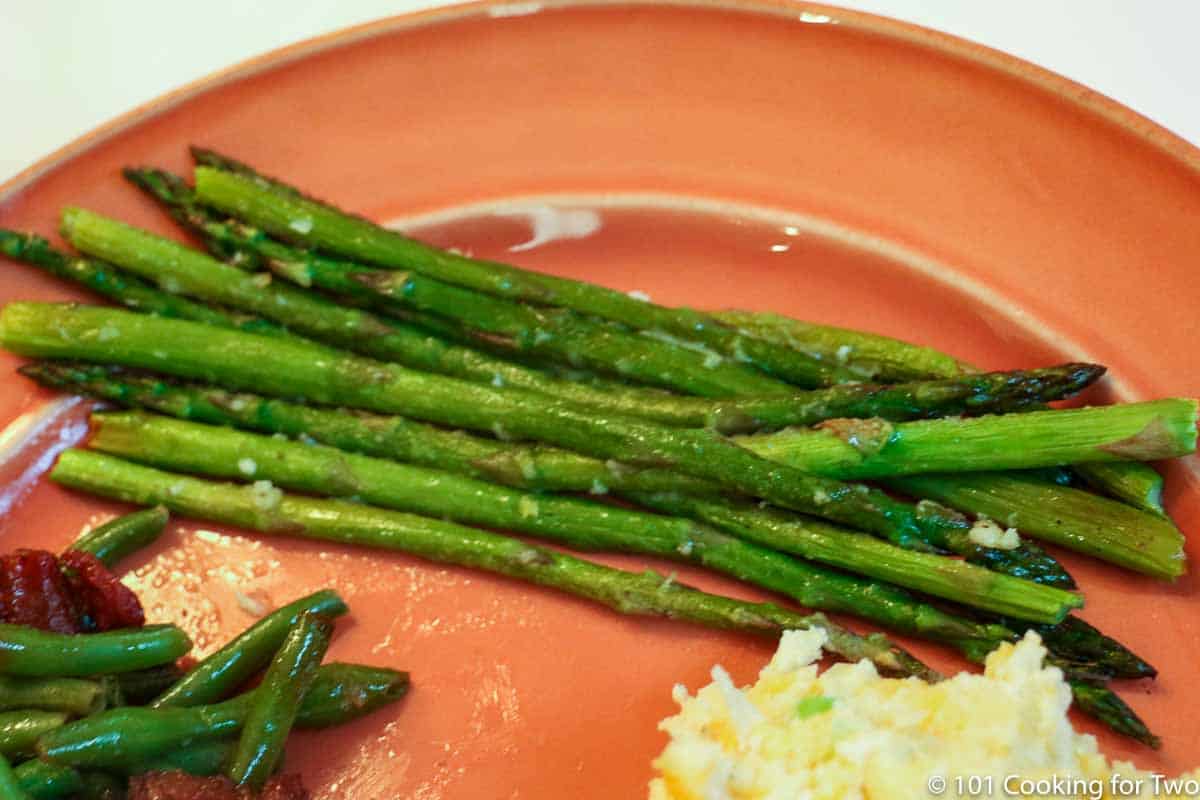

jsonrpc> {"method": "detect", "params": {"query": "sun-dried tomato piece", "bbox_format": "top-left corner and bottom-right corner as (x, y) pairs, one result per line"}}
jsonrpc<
(128, 771), (310, 800)
(37, 550), (83, 633)
(0, 550), (80, 633)
(59, 549), (144, 631)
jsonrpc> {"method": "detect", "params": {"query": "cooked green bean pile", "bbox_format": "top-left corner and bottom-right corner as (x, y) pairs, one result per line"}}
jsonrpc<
(0, 512), (408, 798)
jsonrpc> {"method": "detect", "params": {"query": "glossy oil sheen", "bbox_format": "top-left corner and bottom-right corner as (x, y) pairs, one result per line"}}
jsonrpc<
(1, 3), (1198, 795)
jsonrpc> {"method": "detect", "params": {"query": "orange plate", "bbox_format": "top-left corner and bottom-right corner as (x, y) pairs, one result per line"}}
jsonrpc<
(2, 2), (1199, 795)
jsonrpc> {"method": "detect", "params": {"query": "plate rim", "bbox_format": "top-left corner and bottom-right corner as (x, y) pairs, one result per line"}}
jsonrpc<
(2, 0), (1198, 206)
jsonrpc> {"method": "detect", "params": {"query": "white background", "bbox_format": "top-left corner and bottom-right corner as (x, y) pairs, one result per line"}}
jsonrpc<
(1, 1), (1198, 183)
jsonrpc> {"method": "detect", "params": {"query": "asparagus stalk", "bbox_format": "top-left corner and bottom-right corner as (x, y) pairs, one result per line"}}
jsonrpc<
(56, 207), (756, 426)
(738, 401), (1197, 479)
(130, 169), (1117, 411)
(49, 449), (932, 678)
(182, 190), (1108, 424)
(22, 370), (1148, 682)
(1069, 681), (1159, 748)
(26, 365), (1175, 581)
(273, 250), (796, 399)
(128, 168), (795, 398)
(44, 450), (1152, 743)
(2, 303), (1078, 592)
(176, 162), (1171, 523)
(717, 309), (1169, 515)
(886, 473), (1186, 579)
(632, 490), (1066, 619)
(713, 309), (973, 383)
(0, 230), (288, 340)
(939, 645), (1158, 748)
(63, 205), (1097, 435)
(1008, 615), (1155, 681)
(189, 151), (1169, 515)
(190, 153), (865, 387)
(1074, 461), (1166, 516)
(21, 362), (717, 496)
(644, 492), (1155, 683)
(88, 410), (1046, 626)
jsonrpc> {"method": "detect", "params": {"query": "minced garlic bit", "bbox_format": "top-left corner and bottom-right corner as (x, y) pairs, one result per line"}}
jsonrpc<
(249, 480), (282, 511)
(650, 631), (1197, 799)
(237, 457), (258, 477)
(518, 456), (539, 481)
(235, 590), (270, 617)
(968, 516), (1021, 550)
(518, 496), (539, 519)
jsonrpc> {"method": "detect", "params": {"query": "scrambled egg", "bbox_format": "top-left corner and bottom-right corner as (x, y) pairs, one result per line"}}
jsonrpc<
(650, 631), (1195, 800)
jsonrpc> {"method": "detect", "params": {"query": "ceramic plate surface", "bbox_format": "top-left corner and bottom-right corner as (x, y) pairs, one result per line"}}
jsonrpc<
(2, 2), (1198, 795)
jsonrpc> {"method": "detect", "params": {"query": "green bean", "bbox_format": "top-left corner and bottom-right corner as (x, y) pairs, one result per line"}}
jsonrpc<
(293, 663), (409, 728)
(12, 760), (81, 800)
(0, 713), (67, 759)
(39, 663), (407, 769)
(120, 738), (233, 778)
(114, 665), (184, 707)
(0, 677), (106, 716)
(227, 613), (332, 788)
(151, 589), (346, 708)
(0, 754), (30, 800)
(70, 506), (169, 569)
(0, 625), (190, 678)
